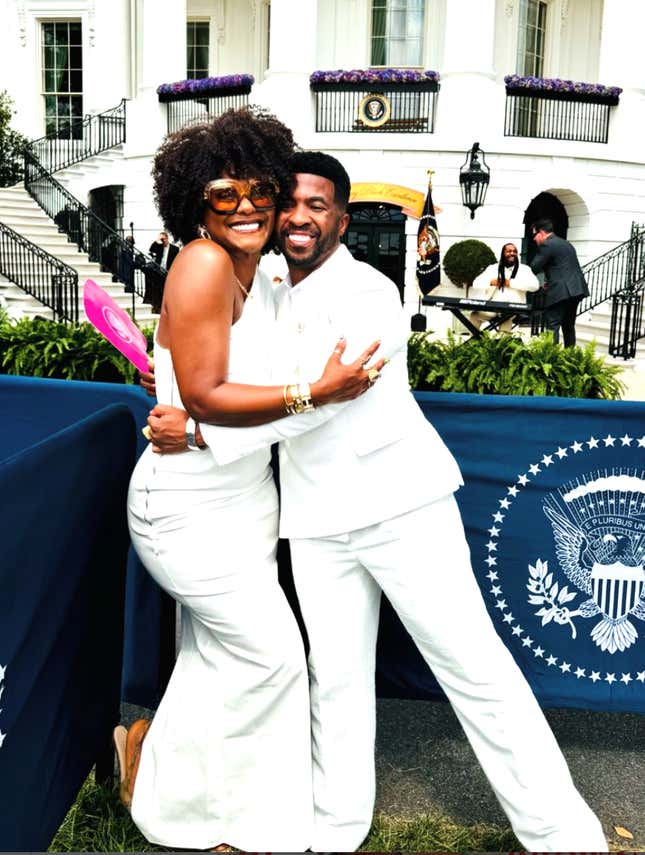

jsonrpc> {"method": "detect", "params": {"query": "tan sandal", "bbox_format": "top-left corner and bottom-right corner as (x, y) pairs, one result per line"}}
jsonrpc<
(113, 719), (151, 810)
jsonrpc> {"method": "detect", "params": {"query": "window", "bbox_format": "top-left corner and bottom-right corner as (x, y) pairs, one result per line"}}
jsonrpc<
(516, 0), (547, 77)
(371, 0), (425, 67)
(42, 21), (83, 139)
(187, 21), (210, 79)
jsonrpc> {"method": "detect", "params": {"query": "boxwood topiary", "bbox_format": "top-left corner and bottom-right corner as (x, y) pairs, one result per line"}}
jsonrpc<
(442, 239), (496, 290)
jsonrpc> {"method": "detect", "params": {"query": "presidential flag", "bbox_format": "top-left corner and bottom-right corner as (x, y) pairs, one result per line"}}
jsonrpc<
(416, 174), (441, 295)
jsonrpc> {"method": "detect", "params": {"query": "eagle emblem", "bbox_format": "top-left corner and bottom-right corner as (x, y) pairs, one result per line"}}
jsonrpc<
(531, 472), (645, 654)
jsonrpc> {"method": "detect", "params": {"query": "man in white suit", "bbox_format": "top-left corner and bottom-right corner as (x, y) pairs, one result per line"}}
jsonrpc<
(146, 152), (607, 853)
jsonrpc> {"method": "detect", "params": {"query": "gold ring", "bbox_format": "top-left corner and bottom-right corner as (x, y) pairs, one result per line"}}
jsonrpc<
(367, 367), (380, 382)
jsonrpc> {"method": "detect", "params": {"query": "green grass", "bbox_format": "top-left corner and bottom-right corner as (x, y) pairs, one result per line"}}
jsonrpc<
(50, 773), (520, 852)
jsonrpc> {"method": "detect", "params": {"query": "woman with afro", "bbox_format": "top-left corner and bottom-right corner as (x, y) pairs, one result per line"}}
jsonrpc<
(115, 107), (382, 850)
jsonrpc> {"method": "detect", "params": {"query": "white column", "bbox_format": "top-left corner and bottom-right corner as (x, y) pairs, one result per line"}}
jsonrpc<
(127, 0), (187, 157)
(597, 0), (645, 161)
(254, 0), (318, 141)
(437, 0), (499, 142)
(598, 0), (645, 90)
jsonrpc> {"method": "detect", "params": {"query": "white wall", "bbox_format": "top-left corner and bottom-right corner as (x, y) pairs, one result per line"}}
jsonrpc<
(2, 0), (645, 330)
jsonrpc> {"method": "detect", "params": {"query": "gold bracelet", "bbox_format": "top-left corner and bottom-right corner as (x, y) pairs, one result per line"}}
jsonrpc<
(282, 384), (292, 413)
(284, 381), (314, 415)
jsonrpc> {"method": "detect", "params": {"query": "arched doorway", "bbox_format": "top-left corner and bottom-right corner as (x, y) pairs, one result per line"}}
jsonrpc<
(344, 203), (406, 302)
(522, 191), (568, 265)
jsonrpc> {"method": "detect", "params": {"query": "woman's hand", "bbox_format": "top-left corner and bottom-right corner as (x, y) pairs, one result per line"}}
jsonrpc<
(312, 337), (387, 405)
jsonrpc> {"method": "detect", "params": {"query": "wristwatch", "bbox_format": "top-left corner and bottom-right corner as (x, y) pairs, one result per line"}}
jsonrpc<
(185, 416), (203, 451)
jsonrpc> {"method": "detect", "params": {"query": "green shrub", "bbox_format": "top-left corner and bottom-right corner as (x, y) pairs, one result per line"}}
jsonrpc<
(442, 239), (496, 289)
(0, 91), (30, 187)
(0, 315), (154, 383)
(407, 331), (625, 399)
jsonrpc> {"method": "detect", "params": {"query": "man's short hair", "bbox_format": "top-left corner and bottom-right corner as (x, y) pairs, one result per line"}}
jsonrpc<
(531, 218), (554, 235)
(290, 151), (351, 210)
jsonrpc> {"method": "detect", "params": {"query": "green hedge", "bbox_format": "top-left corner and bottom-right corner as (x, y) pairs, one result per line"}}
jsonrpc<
(0, 313), (154, 384)
(0, 313), (625, 400)
(408, 330), (625, 399)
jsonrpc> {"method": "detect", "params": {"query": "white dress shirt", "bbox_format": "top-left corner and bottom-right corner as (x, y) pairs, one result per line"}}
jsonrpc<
(201, 245), (463, 537)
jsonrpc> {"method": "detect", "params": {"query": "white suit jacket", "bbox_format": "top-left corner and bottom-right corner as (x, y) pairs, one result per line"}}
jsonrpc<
(201, 245), (463, 538)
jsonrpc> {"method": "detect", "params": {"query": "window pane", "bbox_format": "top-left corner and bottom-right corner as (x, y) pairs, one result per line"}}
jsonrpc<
(43, 24), (55, 45)
(44, 68), (57, 91)
(56, 68), (69, 91)
(70, 69), (82, 91)
(70, 45), (82, 67)
(195, 23), (209, 46)
(371, 0), (425, 67)
(55, 45), (69, 69)
(196, 45), (208, 69)
(44, 46), (55, 68)
(44, 95), (57, 115)
(187, 46), (195, 69)
(69, 21), (82, 44)
(71, 96), (83, 116)
(58, 97), (70, 117)
(55, 22), (68, 44)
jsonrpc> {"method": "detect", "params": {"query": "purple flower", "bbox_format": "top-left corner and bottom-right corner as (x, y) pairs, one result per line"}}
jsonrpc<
(310, 68), (440, 85)
(157, 74), (254, 98)
(504, 74), (621, 100)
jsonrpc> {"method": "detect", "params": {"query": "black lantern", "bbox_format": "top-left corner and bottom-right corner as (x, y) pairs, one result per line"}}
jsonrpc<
(459, 142), (490, 219)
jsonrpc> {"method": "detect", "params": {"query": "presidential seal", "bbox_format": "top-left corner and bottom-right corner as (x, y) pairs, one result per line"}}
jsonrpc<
(481, 431), (645, 692)
(358, 93), (390, 128)
(538, 472), (645, 653)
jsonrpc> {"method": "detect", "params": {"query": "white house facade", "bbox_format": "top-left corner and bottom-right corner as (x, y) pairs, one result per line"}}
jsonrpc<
(1, 0), (644, 347)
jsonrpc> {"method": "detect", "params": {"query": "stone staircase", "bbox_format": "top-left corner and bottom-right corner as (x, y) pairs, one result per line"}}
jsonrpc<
(0, 185), (157, 327)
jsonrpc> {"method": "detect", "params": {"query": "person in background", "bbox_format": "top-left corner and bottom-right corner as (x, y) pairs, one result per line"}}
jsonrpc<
(470, 242), (540, 332)
(530, 218), (589, 346)
(118, 235), (137, 293)
(145, 231), (179, 312)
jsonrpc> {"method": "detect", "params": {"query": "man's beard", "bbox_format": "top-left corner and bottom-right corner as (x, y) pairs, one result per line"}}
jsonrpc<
(278, 224), (340, 269)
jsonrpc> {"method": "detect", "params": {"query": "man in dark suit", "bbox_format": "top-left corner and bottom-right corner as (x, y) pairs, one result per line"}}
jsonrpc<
(529, 218), (589, 347)
(145, 231), (179, 313)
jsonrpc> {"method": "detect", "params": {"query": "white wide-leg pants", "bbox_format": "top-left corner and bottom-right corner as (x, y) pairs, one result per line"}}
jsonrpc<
(128, 476), (313, 851)
(290, 493), (607, 852)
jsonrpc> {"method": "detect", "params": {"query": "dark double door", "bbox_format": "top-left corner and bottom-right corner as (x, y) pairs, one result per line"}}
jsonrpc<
(344, 204), (406, 303)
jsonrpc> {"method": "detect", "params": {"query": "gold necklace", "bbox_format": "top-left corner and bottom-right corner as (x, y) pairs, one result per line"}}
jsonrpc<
(234, 275), (251, 299)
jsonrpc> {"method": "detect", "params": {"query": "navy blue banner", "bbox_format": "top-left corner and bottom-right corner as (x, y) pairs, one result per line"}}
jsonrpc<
(0, 405), (133, 850)
(377, 392), (645, 714)
(0, 375), (172, 709)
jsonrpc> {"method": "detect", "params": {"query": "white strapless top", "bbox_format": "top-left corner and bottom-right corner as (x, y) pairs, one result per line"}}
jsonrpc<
(131, 268), (277, 501)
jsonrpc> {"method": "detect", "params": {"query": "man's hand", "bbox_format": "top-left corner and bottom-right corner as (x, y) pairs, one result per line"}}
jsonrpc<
(147, 404), (189, 453)
(139, 356), (156, 398)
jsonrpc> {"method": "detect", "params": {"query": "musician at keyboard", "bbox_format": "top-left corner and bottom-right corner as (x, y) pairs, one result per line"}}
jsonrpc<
(469, 243), (540, 332)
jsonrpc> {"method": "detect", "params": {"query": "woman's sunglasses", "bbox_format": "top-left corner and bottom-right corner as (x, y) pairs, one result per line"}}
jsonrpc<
(203, 178), (279, 215)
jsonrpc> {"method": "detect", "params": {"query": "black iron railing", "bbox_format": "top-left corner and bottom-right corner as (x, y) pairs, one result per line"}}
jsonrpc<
(164, 91), (250, 134)
(504, 89), (616, 144)
(24, 151), (164, 318)
(312, 82), (438, 133)
(578, 224), (645, 316)
(30, 100), (127, 175)
(606, 223), (645, 358)
(0, 220), (79, 322)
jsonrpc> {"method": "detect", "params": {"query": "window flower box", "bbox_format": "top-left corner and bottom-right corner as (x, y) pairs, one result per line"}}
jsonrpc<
(157, 74), (254, 103)
(310, 68), (439, 93)
(504, 75), (622, 106)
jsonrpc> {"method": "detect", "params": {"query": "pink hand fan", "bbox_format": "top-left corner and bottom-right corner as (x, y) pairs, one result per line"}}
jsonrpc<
(83, 279), (150, 373)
